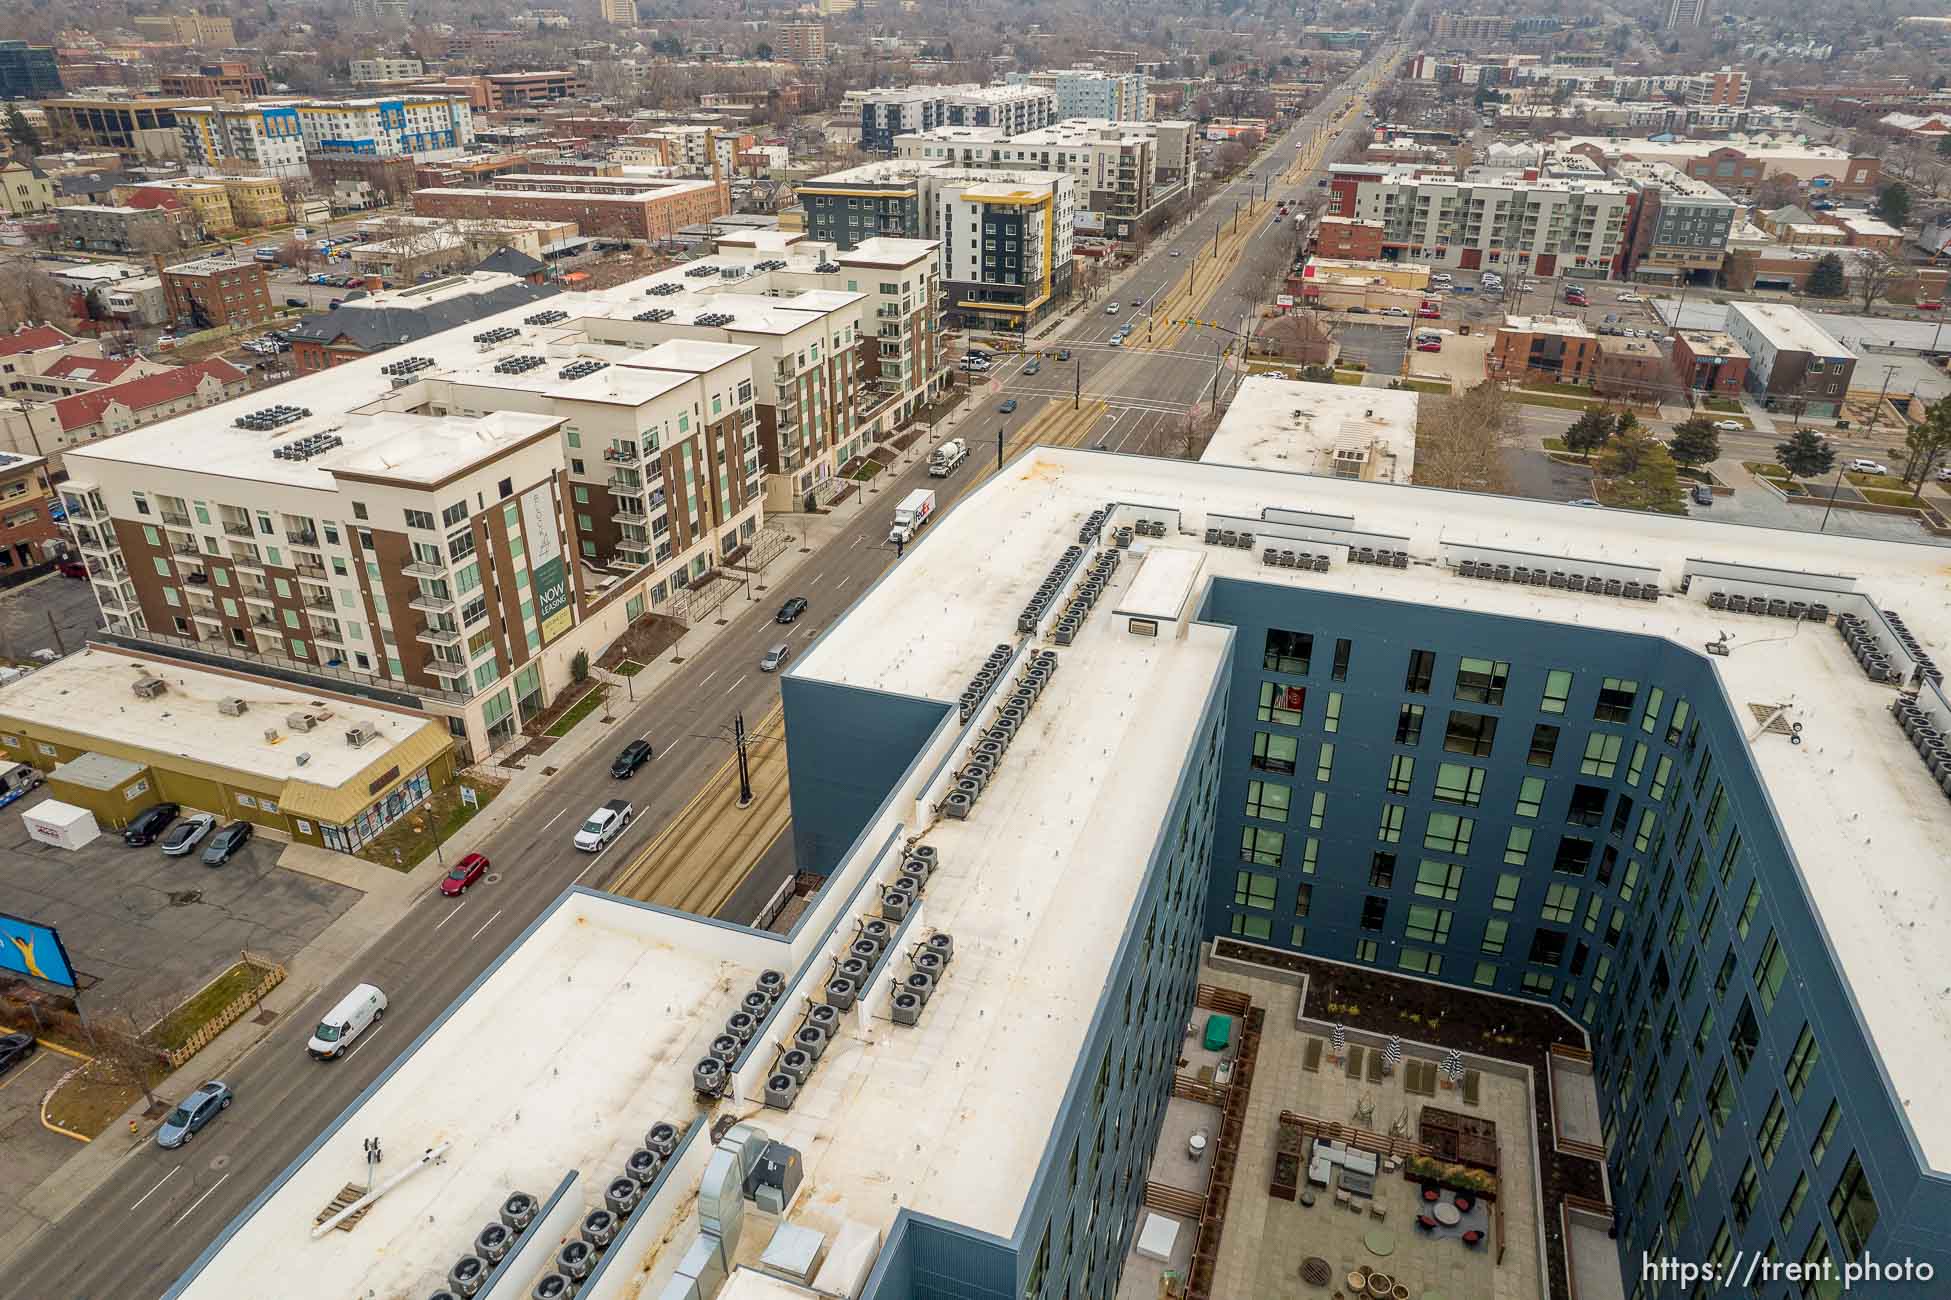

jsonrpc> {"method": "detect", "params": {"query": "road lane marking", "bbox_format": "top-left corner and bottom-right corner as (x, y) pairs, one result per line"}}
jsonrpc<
(170, 1173), (229, 1227)
(539, 807), (566, 833)
(729, 674), (749, 696)
(699, 667), (720, 688)
(469, 909), (503, 941)
(433, 901), (467, 931)
(346, 1027), (384, 1061)
(131, 1167), (180, 1213)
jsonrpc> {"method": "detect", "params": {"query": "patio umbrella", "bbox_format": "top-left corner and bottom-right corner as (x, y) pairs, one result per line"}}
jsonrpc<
(1384, 1035), (1403, 1071)
(1331, 1023), (1347, 1058)
(1442, 1049), (1464, 1083)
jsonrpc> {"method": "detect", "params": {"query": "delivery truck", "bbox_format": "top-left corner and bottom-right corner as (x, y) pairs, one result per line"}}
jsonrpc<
(888, 489), (937, 545)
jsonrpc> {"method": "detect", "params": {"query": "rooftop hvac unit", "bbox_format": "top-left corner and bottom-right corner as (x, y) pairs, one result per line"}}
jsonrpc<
(345, 722), (379, 748)
(778, 1047), (814, 1083)
(725, 1010), (757, 1042)
(606, 1174), (643, 1215)
(881, 889), (912, 923)
(755, 968), (785, 1001)
(709, 1033), (740, 1064)
(645, 1121), (680, 1158)
(891, 990), (924, 1026)
(747, 1140), (804, 1211)
(693, 1055), (728, 1096)
(447, 1255), (487, 1297)
(806, 1003), (840, 1037)
(825, 976), (858, 1010)
(925, 932), (955, 965)
(793, 1024), (829, 1061)
(263, 727), (281, 744)
(217, 696), (248, 717)
(556, 1239), (595, 1280)
(131, 676), (166, 700)
(580, 1208), (619, 1248)
(740, 989), (771, 1017)
(904, 969), (937, 1004)
(764, 1071), (800, 1109)
(500, 1191), (538, 1230)
(286, 711), (317, 732)
(474, 1221), (513, 1263)
(625, 1147), (664, 1186)
(532, 1272), (572, 1299)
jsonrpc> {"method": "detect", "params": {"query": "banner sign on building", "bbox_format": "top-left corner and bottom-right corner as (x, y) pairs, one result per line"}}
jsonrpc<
(0, 912), (77, 989)
(521, 485), (573, 644)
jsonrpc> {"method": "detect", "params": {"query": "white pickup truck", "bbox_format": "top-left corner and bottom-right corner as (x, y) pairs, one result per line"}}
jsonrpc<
(888, 488), (937, 545)
(928, 439), (968, 477)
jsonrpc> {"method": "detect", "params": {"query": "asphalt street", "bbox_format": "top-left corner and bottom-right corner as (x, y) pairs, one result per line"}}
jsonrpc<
(0, 48), (1408, 1300)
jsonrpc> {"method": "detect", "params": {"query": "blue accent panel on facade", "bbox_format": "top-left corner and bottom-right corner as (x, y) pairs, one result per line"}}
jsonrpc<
(780, 674), (949, 875)
(1192, 575), (1951, 1298)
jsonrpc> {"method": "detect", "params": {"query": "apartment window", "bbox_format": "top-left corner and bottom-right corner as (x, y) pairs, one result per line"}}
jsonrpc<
(1258, 681), (1304, 725)
(1580, 733), (1622, 777)
(1245, 780), (1290, 823)
(1368, 852), (1396, 888)
(1422, 808), (1473, 854)
(1377, 803), (1404, 843)
(1706, 1062), (1734, 1132)
(404, 508), (435, 530)
(1732, 1159), (1760, 1228)
(1684, 1119), (1713, 1193)
(1315, 744), (1335, 783)
(1595, 676), (1639, 723)
(1405, 905), (1451, 944)
(1395, 704), (1425, 745)
(1553, 835), (1594, 875)
(1568, 784), (1608, 828)
(1542, 882), (1579, 923)
(1230, 913), (1272, 940)
(1737, 881), (1762, 939)
(1240, 828), (1284, 867)
(1481, 919), (1508, 956)
(1528, 724), (1560, 767)
(1331, 638), (1352, 681)
(1251, 732), (1297, 774)
(1234, 869), (1277, 908)
(1415, 858), (1463, 902)
(1541, 668), (1573, 714)
(1810, 1100), (1841, 1166)
(1504, 827), (1533, 866)
(1264, 627), (1312, 673)
(1757, 1092), (1788, 1167)
(1785, 1024), (1820, 1101)
(1454, 656), (1508, 705)
(1730, 998), (1761, 1073)
(1493, 873), (1521, 912)
(1404, 648), (1435, 694)
(1387, 754), (1415, 794)
(1360, 896), (1389, 932)
(1516, 776), (1546, 818)
(1444, 710), (1497, 757)
(1433, 762), (1484, 806)
(1324, 692), (1342, 733)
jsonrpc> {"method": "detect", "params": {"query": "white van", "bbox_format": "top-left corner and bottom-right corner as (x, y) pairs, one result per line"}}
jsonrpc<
(308, 983), (387, 1060)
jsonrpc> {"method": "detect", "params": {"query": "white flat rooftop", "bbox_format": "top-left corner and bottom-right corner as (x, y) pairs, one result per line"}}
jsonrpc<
(1199, 376), (1417, 481)
(620, 338), (760, 374)
(446, 356), (694, 407)
(1728, 301), (1850, 358)
(0, 646), (441, 790)
(801, 446), (1951, 1164)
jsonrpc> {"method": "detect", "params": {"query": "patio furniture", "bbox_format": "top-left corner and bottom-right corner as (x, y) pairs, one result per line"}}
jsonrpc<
(1135, 1213), (1180, 1263)
(1335, 1189), (1353, 1207)
(1417, 1215), (1438, 1231)
(1368, 1202), (1387, 1221)
(1433, 1202), (1461, 1227)
(1188, 1130), (1209, 1160)
(1421, 1188), (1440, 1203)
(1452, 1193), (1474, 1213)
(1462, 1230), (1484, 1247)
(1203, 1013), (1233, 1051)
(1364, 1232), (1396, 1259)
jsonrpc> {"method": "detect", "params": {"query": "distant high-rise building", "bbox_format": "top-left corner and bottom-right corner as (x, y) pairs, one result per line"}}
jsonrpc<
(130, 12), (238, 46)
(0, 39), (62, 100)
(1664, 0), (1711, 29)
(774, 21), (828, 64)
(599, 0), (638, 25)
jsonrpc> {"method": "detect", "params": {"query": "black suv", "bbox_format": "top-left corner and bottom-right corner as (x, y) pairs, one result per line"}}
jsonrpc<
(775, 596), (809, 624)
(610, 739), (654, 778)
(123, 803), (181, 847)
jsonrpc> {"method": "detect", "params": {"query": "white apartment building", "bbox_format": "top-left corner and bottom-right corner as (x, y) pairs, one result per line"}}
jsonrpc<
(846, 84), (1059, 152)
(177, 104), (311, 178)
(1326, 164), (1634, 278)
(894, 117), (1196, 239)
(60, 239), (946, 755)
(1007, 68), (1149, 122)
(349, 57), (427, 82)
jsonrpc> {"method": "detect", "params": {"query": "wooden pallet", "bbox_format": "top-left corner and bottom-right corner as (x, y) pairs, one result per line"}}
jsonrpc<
(314, 1183), (373, 1232)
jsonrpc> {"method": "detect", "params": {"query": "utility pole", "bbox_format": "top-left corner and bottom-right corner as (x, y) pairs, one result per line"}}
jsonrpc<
(1863, 361), (1901, 445)
(1074, 355), (1081, 409)
(734, 711), (753, 809)
(997, 423), (1004, 468)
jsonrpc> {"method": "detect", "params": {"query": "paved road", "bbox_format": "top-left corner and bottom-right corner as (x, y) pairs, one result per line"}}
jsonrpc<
(0, 47), (1411, 1300)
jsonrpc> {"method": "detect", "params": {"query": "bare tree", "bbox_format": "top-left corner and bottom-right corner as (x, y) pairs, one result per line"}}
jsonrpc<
(0, 265), (81, 328)
(83, 1010), (170, 1114)
(1853, 252), (1904, 314)
(1412, 381), (1516, 494)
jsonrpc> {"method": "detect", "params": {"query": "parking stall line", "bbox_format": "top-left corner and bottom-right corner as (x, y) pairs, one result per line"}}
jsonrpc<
(169, 1173), (229, 1228)
(130, 1167), (180, 1214)
(432, 901), (467, 931)
(469, 909), (503, 942)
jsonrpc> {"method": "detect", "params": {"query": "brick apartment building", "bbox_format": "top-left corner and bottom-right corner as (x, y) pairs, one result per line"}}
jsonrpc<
(158, 62), (267, 98)
(1670, 330), (1751, 398)
(161, 255), (275, 329)
(1313, 215), (1385, 260)
(1489, 316), (1602, 387)
(0, 453), (63, 575)
(412, 176), (729, 243)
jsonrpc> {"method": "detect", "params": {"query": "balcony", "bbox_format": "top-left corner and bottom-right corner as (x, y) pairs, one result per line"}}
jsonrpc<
(249, 619), (282, 637)
(415, 622), (463, 648)
(313, 622), (346, 646)
(612, 507), (647, 526)
(606, 473), (644, 494)
(241, 587), (276, 607)
(294, 562), (329, 581)
(286, 530), (320, 548)
(402, 557), (446, 579)
(96, 587), (131, 613)
(230, 554), (265, 576)
(409, 591), (455, 614)
(603, 446), (640, 464)
(76, 532), (116, 555)
(170, 542), (199, 557)
(424, 659), (469, 681)
(192, 609), (223, 626)
(615, 537), (652, 556)
(221, 521), (253, 538)
(303, 592), (334, 611)
(62, 498), (100, 522)
(159, 511), (193, 528)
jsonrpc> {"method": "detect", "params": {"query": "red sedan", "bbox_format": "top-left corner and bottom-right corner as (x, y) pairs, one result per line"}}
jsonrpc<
(439, 852), (490, 896)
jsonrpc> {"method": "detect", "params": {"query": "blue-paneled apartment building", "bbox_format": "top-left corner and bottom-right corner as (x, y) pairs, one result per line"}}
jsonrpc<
(168, 440), (1951, 1300)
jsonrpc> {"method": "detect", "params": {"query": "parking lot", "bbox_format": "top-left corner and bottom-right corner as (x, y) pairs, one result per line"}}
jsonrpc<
(0, 801), (358, 1020)
(0, 573), (101, 663)
(1335, 321), (1409, 376)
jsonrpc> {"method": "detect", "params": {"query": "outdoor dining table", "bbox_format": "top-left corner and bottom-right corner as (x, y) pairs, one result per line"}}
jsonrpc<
(1432, 1202), (1462, 1227)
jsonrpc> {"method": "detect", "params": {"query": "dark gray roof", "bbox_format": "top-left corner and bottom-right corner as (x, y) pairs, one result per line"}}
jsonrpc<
(474, 245), (548, 277)
(56, 170), (131, 200)
(285, 280), (561, 354)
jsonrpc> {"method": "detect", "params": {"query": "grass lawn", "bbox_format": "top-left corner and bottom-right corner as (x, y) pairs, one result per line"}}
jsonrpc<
(43, 1058), (167, 1138)
(354, 774), (507, 872)
(1332, 370), (1366, 385)
(1743, 461), (1792, 480)
(848, 459), (884, 482)
(545, 685), (608, 737)
(151, 962), (263, 1054)
(1514, 391), (1603, 412)
(1703, 396), (1745, 414)
(1844, 471), (1903, 489)
(1403, 378), (1452, 394)
(615, 659), (645, 677)
(1860, 487), (1927, 507)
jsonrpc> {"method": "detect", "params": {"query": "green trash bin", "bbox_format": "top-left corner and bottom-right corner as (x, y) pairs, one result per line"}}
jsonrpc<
(1203, 1013), (1234, 1052)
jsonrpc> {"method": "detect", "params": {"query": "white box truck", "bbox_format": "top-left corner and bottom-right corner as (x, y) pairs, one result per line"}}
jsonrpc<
(928, 439), (968, 477)
(888, 489), (936, 545)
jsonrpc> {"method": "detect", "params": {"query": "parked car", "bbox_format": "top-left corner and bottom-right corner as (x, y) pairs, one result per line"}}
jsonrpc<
(1568, 498), (1602, 507)
(760, 642), (793, 673)
(122, 802), (180, 847)
(573, 799), (633, 851)
(1055, 349), (1072, 361)
(56, 560), (88, 580)
(1712, 419), (1744, 431)
(1919, 300), (1944, 311)
(1023, 359), (1040, 375)
(155, 1080), (232, 1148)
(998, 398), (1017, 414)
(1379, 307), (1409, 317)
(307, 984), (385, 1060)
(1170, 250), (1182, 257)
(200, 821), (253, 866)
(1847, 458), (1891, 475)
(285, 297), (307, 308)
(1617, 292), (1644, 303)
(775, 596), (809, 624)
(0, 1031), (36, 1076)
(1416, 339), (1442, 352)
(1691, 485), (1714, 506)
(160, 812), (217, 857)
(1104, 303), (1120, 315)
(1416, 307), (1440, 319)
(438, 852), (490, 896)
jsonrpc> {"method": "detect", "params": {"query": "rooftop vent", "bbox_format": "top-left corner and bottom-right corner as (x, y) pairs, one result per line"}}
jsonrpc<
(131, 675), (166, 700)
(345, 722), (379, 748)
(558, 359), (609, 381)
(271, 432), (344, 462)
(473, 326), (519, 345)
(233, 404), (310, 432)
(645, 281), (683, 296)
(217, 696), (248, 717)
(492, 354), (545, 375)
(379, 356), (435, 377)
(523, 309), (569, 326)
(286, 711), (317, 732)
